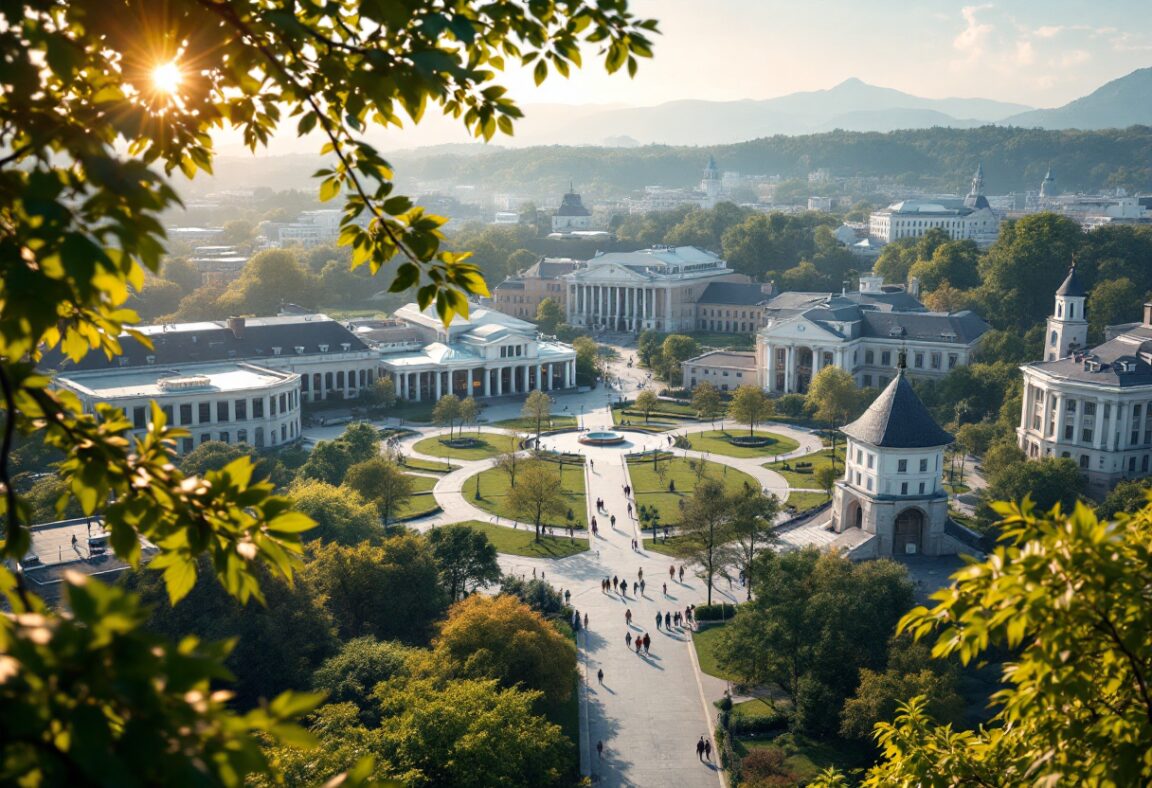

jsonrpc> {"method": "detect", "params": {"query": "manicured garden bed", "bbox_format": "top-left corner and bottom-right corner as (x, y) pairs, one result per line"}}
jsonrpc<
(688, 429), (800, 458)
(411, 431), (519, 460)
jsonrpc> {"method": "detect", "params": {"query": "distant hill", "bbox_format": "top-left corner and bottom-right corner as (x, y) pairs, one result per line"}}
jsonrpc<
(1003, 68), (1152, 130)
(502, 78), (1031, 146)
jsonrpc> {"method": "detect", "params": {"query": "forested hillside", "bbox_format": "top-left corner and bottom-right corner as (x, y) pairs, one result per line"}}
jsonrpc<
(396, 126), (1152, 196)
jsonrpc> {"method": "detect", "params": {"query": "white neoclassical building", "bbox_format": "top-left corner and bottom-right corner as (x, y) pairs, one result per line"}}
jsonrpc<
(831, 368), (968, 557)
(868, 165), (1000, 248)
(55, 362), (303, 455)
(755, 273), (989, 394)
(374, 303), (577, 401)
(564, 246), (750, 333)
(1018, 268), (1152, 496)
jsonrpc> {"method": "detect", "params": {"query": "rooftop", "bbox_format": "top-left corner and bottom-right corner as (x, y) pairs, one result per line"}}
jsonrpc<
(684, 351), (756, 370)
(57, 361), (298, 398)
(841, 371), (954, 449)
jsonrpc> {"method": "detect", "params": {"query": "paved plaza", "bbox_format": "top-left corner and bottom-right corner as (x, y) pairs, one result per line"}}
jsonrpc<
(303, 344), (838, 786)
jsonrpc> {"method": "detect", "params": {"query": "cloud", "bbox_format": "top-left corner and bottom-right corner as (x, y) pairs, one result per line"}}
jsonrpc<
(952, 4), (996, 64)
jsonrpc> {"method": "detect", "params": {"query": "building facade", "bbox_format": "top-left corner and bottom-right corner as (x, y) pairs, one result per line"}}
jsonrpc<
(492, 257), (580, 321)
(46, 314), (379, 404)
(55, 361), (303, 454)
(755, 274), (989, 394)
(1017, 273), (1152, 495)
(375, 303), (577, 401)
(694, 282), (774, 333)
(682, 351), (757, 392)
(563, 246), (750, 333)
(868, 166), (1000, 248)
(551, 186), (593, 232)
(831, 369), (966, 556)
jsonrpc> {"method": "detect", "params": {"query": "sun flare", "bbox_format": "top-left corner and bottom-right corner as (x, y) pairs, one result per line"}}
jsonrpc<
(151, 61), (183, 95)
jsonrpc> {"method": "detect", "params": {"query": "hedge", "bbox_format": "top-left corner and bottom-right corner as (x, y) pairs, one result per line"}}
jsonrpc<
(695, 602), (737, 621)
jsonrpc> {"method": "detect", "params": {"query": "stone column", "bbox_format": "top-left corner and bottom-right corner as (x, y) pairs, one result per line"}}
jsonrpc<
(414, 372), (423, 402)
(786, 346), (796, 393)
(1071, 395), (1082, 445)
(536, 363), (544, 391)
(1051, 393), (1064, 441)
(765, 344), (776, 392)
(665, 288), (673, 331)
(434, 370), (442, 400)
(495, 367), (503, 396)
(483, 367), (491, 397)
(466, 368), (474, 397)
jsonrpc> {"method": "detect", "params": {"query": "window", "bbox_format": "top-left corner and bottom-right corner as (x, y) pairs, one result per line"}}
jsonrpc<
(200, 433), (210, 444)
(237, 429), (247, 444)
(220, 431), (230, 444)
(1065, 425), (1074, 440)
(863, 374), (873, 388)
(919, 482), (926, 494)
(866, 477), (873, 491)
(897, 459), (908, 472)
(930, 352), (941, 369)
(133, 406), (146, 429)
(900, 482), (908, 495)
(235, 399), (247, 420)
(161, 405), (173, 424)
(253, 398), (264, 418)
(179, 404), (192, 425)
(865, 350), (874, 364)
(199, 403), (211, 423)
(856, 448), (863, 464)
(1080, 454), (1089, 469)
(948, 354), (958, 369)
(218, 402), (230, 422)
(867, 454), (874, 470)
(1082, 428), (1094, 443)
(919, 458), (928, 472)
(914, 353), (924, 368)
(881, 351), (891, 366)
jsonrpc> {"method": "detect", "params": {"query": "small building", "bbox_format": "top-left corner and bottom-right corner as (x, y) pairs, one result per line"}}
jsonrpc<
(831, 368), (967, 556)
(682, 351), (757, 391)
(868, 165), (1000, 248)
(551, 185), (593, 232)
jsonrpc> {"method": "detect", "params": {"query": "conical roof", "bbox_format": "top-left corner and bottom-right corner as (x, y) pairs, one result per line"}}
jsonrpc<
(840, 371), (953, 449)
(1055, 263), (1086, 297)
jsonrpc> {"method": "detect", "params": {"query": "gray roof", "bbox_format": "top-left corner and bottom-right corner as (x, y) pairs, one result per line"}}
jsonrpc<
(1055, 265), (1086, 297)
(494, 279), (525, 291)
(1026, 329), (1152, 387)
(44, 315), (369, 372)
(860, 310), (989, 344)
(697, 282), (771, 306)
(684, 351), (756, 370)
(841, 372), (954, 449)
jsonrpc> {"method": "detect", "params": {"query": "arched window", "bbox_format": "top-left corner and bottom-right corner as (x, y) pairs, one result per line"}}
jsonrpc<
(1051, 331), (1058, 347)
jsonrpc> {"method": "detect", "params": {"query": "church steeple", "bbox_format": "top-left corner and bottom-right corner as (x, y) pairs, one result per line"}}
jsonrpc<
(1046, 260), (1088, 361)
(964, 162), (990, 209)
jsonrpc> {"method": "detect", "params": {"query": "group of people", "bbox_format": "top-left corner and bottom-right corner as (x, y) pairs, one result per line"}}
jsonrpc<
(696, 736), (713, 761)
(601, 575), (645, 596)
(655, 608), (694, 630)
(625, 630), (652, 655)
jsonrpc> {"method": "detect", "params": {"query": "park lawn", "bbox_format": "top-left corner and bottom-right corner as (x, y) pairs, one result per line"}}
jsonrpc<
(691, 622), (740, 682)
(389, 400), (437, 423)
(641, 535), (683, 556)
(412, 431), (520, 460)
(610, 408), (679, 431)
(784, 491), (831, 511)
(442, 520), (587, 559)
(467, 462), (588, 529)
(493, 416), (578, 431)
(627, 455), (758, 525)
(735, 733), (875, 784)
(399, 456), (457, 473)
(688, 429), (799, 459)
(764, 447), (845, 487)
(395, 474), (440, 519)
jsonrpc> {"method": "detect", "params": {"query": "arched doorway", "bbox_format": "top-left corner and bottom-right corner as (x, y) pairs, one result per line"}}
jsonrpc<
(845, 499), (863, 531)
(893, 508), (924, 555)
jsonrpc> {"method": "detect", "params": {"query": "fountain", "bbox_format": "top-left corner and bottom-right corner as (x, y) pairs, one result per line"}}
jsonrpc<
(578, 430), (626, 446)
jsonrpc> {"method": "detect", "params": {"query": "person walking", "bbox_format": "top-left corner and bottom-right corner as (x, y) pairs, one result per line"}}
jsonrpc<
(643, 633), (650, 653)
(696, 737), (705, 761)
(565, 589), (570, 603)
(705, 739), (712, 760)
(584, 613), (589, 629)
(613, 575), (619, 592)
(678, 565), (685, 582)
(597, 668), (603, 684)
(610, 514), (616, 528)
(625, 609), (632, 625)
(590, 459), (595, 471)
(640, 579), (646, 595)
(635, 638), (642, 654)
(655, 612), (662, 629)
(597, 740), (604, 760)
(669, 564), (675, 579)
(638, 567), (644, 580)
(625, 631), (632, 648)
(663, 582), (667, 596)
(632, 581), (638, 594)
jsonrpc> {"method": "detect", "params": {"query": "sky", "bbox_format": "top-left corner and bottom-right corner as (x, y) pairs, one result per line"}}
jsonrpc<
(497, 0), (1152, 109)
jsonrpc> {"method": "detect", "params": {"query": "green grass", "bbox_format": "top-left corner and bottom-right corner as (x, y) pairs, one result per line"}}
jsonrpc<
(784, 491), (831, 511)
(441, 520), (588, 559)
(466, 461), (588, 529)
(944, 480), (972, 495)
(642, 535), (682, 556)
(395, 474), (441, 519)
(731, 697), (778, 720)
(411, 431), (520, 460)
(627, 455), (758, 525)
(389, 400), (438, 423)
(687, 429), (799, 458)
(687, 331), (756, 350)
(398, 456), (457, 473)
(492, 416), (578, 431)
(692, 622), (739, 682)
(764, 447), (846, 487)
(610, 408), (679, 431)
(734, 733), (875, 783)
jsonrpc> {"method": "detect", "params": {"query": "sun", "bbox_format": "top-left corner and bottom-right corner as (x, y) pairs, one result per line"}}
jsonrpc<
(151, 61), (183, 95)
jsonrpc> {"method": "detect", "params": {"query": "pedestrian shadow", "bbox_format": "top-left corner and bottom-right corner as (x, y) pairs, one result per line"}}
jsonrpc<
(664, 593), (679, 601)
(638, 652), (664, 670)
(662, 630), (688, 642)
(593, 682), (617, 695)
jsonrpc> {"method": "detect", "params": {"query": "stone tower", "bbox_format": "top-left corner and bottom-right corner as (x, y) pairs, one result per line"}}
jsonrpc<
(831, 363), (955, 556)
(1046, 262), (1088, 361)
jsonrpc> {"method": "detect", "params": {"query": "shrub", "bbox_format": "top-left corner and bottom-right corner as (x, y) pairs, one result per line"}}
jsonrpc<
(729, 708), (789, 736)
(695, 603), (737, 621)
(741, 748), (797, 786)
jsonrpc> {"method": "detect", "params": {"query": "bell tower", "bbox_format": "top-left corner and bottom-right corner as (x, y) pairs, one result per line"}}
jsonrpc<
(1046, 261), (1088, 361)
